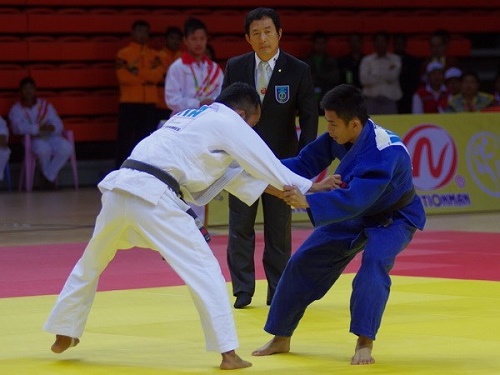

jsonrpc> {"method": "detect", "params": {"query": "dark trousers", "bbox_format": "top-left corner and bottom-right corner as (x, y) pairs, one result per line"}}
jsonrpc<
(116, 103), (157, 168)
(227, 192), (291, 303)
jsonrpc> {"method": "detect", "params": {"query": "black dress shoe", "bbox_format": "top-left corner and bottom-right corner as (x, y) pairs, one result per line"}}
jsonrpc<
(234, 293), (252, 309)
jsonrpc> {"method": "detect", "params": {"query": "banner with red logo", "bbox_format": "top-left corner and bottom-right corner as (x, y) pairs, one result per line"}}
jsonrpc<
(372, 112), (500, 214)
(206, 113), (500, 226)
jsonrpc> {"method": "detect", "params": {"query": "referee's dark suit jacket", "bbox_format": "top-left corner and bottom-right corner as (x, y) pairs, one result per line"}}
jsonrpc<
(222, 50), (318, 301)
(223, 50), (318, 158)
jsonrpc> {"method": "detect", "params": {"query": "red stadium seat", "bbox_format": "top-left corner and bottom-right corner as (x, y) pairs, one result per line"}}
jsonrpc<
(0, 64), (29, 90)
(0, 36), (28, 62)
(64, 116), (118, 142)
(0, 8), (27, 33)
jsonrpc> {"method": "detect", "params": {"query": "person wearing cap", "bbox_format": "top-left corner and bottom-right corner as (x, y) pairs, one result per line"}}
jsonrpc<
(445, 70), (496, 112)
(412, 61), (448, 114)
(444, 67), (462, 99)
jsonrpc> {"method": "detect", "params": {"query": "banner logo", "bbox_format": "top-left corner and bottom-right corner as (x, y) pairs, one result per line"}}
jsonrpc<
(466, 131), (500, 197)
(403, 124), (458, 191)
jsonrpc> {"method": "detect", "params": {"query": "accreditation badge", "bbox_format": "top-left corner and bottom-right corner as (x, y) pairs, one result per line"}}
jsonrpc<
(275, 85), (290, 104)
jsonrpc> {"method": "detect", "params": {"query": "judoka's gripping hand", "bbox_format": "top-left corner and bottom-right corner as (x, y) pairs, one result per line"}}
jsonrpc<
(283, 185), (309, 209)
(309, 174), (343, 192)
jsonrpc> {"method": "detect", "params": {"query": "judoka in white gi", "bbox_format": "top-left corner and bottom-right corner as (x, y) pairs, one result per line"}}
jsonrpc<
(44, 82), (337, 370)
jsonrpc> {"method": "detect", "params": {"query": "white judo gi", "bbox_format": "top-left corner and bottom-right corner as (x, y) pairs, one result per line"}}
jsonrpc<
(9, 98), (72, 182)
(44, 103), (312, 353)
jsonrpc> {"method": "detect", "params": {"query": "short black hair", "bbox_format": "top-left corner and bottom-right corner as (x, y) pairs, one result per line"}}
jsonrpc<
(373, 30), (390, 42)
(320, 84), (368, 125)
(132, 19), (150, 30)
(184, 17), (207, 37)
(215, 82), (261, 116)
(245, 8), (280, 35)
(460, 70), (480, 83)
(165, 26), (182, 37)
(19, 76), (36, 89)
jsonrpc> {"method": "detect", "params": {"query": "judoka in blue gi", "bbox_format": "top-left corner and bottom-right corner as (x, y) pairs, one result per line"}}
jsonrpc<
(252, 84), (426, 365)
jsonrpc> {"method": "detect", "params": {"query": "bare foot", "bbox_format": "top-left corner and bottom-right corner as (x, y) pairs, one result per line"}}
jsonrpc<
(220, 350), (252, 370)
(252, 336), (290, 356)
(351, 336), (375, 365)
(51, 334), (80, 354)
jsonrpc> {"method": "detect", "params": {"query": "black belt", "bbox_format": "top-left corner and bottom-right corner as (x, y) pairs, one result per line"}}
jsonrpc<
(120, 159), (211, 242)
(367, 187), (416, 227)
(121, 159), (182, 198)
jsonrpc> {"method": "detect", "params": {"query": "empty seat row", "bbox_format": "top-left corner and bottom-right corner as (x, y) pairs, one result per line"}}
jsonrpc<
(14, 0), (500, 8)
(0, 32), (473, 66)
(0, 36), (127, 62)
(63, 116), (118, 142)
(0, 63), (117, 89)
(1, 8), (499, 35)
(0, 89), (118, 117)
(211, 35), (472, 61)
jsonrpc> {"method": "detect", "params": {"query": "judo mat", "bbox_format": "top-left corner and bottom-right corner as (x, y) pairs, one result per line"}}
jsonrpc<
(1, 229), (499, 374)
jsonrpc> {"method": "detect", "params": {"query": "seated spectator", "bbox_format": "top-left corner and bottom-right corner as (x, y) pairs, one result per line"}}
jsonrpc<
(444, 67), (462, 99)
(9, 77), (73, 190)
(445, 70), (496, 112)
(412, 61), (448, 114)
(303, 31), (340, 112)
(0, 115), (11, 184)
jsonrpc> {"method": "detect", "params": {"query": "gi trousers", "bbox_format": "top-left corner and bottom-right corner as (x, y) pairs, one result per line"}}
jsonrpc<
(264, 214), (416, 340)
(44, 189), (238, 353)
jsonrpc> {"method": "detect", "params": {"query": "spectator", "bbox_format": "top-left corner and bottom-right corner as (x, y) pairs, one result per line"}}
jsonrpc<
(156, 26), (183, 125)
(303, 31), (341, 113)
(222, 7), (318, 309)
(165, 17), (223, 116)
(412, 61), (448, 114)
(338, 33), (364, 89)
(0, 115), (11, 184)
(420, 29), (460, 84)
(359, 31), (402, 115)
(394, 33), (421, 114)
(444, 67), (463, 99)
(164, 17), (224, 224)
(115, 19), (164, 168)
(445, 70), (496, 112)
(9, 77), (73, 190)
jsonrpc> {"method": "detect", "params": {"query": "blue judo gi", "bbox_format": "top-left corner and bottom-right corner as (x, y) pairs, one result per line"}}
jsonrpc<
(265, 119), (426, 340)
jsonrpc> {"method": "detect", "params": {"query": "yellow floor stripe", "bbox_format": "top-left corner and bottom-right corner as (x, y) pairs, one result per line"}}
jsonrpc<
(1, 275), (499, 374)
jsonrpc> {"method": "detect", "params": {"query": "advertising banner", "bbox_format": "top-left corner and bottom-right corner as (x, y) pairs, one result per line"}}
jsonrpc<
(206, 113), (500, 226)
